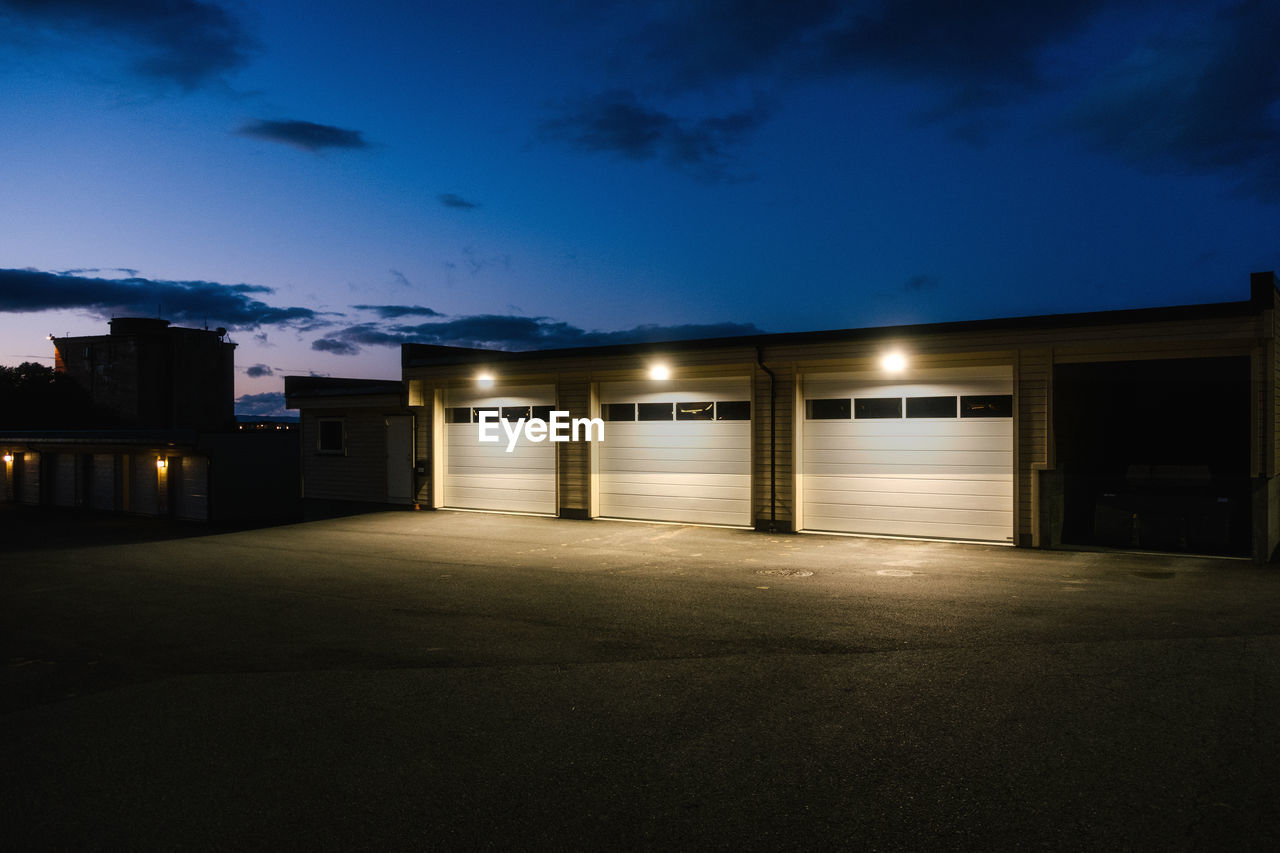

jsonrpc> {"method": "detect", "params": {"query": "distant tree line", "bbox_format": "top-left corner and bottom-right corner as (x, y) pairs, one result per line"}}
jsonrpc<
(0, 363), (121, 429)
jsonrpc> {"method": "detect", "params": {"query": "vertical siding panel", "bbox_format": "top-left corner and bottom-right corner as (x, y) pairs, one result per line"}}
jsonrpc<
(557, 372), (591, 516)
(753, 360), (795, 529)
(1016, 348), (1051, 546)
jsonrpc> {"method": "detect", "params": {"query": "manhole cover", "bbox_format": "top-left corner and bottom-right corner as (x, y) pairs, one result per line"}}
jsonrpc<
(756, 569), (814, 578)
(875, 569), (914, 577)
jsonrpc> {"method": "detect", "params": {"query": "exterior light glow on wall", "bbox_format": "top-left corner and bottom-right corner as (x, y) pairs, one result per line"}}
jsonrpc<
(156, 457), (167, 470)
(476, 372), (495, 388)
(880, 351), (907, 374)
(2, 453), (12, 463)
(648, 364), (671, 380)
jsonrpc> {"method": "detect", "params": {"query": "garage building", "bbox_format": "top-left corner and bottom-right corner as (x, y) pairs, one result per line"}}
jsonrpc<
(288, 271), (1280, 562)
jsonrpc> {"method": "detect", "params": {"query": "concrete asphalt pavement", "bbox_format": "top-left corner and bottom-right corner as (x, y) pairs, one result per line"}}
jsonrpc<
(2, 505), (1279, 851)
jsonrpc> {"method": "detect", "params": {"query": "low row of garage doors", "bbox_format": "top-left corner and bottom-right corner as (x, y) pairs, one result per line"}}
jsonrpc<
(441, 368), (1014, 543)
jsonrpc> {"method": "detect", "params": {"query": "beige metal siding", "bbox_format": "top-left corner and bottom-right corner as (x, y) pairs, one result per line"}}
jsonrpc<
(557, 373), (591, 515)
(301, 410), (390, 503)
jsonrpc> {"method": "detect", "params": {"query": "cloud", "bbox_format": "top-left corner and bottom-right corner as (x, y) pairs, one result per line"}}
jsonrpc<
(1070, 0), (1280, 200)
(0, 0), (254, 88)
(234, 391), (288, 417)
(55, 267), (140, 277)
(438, 193), (480, 209)
(311, 314), (765, 355)
(244, 363), (274, 378)
(903, 274), (940, 292)
(311, 338), (361, 356)
(540, 89), (767, 181)
(352, 304), (444, 319)
(389, 269), (412, 288)
(237, 119), (370, 152)
(0, 267), (325, 330)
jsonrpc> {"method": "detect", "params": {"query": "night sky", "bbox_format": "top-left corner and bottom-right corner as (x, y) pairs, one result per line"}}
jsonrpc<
(2, 0), (1277, 417)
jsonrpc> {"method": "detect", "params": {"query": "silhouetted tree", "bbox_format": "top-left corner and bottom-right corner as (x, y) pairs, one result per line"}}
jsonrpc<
(0, 363), (120, 429)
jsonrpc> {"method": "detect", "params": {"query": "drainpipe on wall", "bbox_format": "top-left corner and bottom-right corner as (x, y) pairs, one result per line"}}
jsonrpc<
(756, 347), (776, 532)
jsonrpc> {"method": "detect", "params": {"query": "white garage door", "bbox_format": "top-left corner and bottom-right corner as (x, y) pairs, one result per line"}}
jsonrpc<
(598, 378), (752, 527)
(801, 369), (1013, 542)
(444, 385), (556, 515)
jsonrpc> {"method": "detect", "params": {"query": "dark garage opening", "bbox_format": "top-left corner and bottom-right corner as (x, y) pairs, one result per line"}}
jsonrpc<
(1054, 356), (1251, 556)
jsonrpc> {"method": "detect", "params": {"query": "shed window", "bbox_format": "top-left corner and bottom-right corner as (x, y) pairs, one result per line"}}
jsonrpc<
(854, 397), (902, 419)
(638, 402), (674, 421)
(961, 395), (1013, 418)
(716, 401), (751, 420)
(806, 398), (851, 419)
(676, 402), (714, 420)
(318, 419), (344, 453)
(602, 403), (635, 421)
(906, 396), (957, 418)
(445, 406), (471, 423)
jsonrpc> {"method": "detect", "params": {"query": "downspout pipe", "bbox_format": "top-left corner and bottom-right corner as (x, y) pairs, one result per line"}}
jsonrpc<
(756, 347), (776, 532)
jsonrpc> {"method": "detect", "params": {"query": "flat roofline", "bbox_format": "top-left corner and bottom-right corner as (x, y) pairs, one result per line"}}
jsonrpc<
(402, 295), (1262, 368)
(283, 376), (404, 398)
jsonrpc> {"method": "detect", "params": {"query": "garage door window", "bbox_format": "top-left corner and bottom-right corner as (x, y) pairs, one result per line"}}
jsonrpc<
(906, 396), (957, 418)
(806, 398), (851, 419)
(716, 401), (751, 420)
(676, 402), (714, 420)
(445, 406), (471, 423)
(854, 397), (902, 419)
(960, 395), (1013, 418)
(638, 402), (674, 421)
(603, 403), (635, 421)
(501, 405), (531, 420)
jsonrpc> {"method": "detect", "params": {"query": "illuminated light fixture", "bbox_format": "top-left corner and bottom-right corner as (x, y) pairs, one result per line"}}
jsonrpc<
(880, 350), (907, 374)
(476, 371), (495, 388)
(156, 457), (166, 470)
(648, 363), (671, 381)
(2, 453), (12, 463)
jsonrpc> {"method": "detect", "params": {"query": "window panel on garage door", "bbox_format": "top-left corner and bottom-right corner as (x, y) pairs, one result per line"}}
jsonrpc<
(445, 385), (556, 515)
(801, 371), (1014, 542)
(598, 378), (751, 526)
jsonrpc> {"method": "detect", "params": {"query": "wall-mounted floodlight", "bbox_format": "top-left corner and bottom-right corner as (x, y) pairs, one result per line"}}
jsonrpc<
(2, 453), (12, 463)
(880, 350), (907, 374)
(476, 371), (495, 388)
(156, 457), (167, 470)
(648, 363), (670, 380)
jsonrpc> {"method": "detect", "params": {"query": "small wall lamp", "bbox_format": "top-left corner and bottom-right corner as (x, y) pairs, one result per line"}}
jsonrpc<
(880, 350), (907, 374)
(2, 453), (12, 463)
(648, 363), (671, 380)
(156, 457), (167, 470)
(476, 371), (495, 388)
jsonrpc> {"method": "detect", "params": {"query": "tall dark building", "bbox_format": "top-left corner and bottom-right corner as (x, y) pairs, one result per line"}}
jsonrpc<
(53, 318), (236, 430)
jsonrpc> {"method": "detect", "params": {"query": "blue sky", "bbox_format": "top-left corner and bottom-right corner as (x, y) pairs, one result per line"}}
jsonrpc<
(1, 0), (1277, 416)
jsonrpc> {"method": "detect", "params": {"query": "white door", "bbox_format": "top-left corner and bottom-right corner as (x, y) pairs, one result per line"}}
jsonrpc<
(444, 385), (556, 515)
(801, 368), (1014, 542)
(386, 415), (414, 504)
(597, 378), (752, 527)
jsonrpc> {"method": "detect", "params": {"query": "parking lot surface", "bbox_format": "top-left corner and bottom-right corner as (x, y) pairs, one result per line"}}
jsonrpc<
(3, 506), (1279, 851)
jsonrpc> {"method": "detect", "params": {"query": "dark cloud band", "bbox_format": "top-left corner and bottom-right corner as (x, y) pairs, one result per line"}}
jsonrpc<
(311, 315), (765, 355)
(0, 267), (323, 330)
(237, 119), (370, 152)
